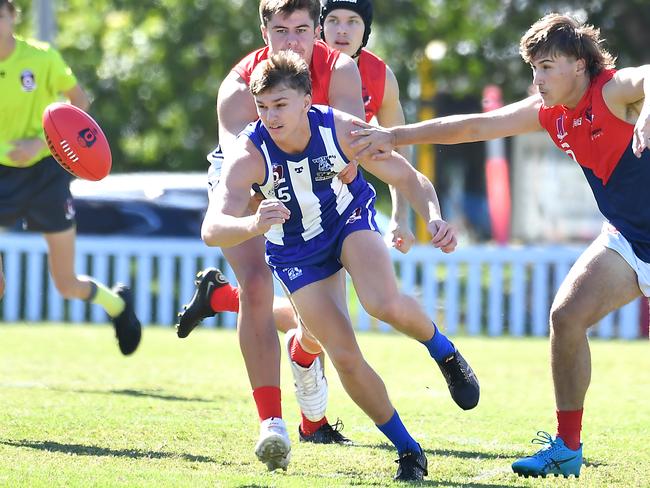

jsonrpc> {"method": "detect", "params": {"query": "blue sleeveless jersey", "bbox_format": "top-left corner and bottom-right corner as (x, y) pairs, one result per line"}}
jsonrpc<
(241, 105), (376, 267)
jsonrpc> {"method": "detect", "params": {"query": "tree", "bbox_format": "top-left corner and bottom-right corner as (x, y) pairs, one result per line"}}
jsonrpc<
(18, 0), (650, 172)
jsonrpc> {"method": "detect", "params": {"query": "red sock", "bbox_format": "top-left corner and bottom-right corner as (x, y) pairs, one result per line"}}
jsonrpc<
(209, 283), (239, 313)
(300, 413), (328, 436)
(252, 386), (282, 421)
(556, 409), (583, 450)
(289, 335), (319, 368)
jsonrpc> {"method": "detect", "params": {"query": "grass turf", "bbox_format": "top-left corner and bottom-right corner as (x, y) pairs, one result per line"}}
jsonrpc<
(1, 324), (648, 487)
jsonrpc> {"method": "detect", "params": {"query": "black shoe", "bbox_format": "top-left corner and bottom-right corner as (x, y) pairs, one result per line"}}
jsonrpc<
(394, 447), (428, 481)
(298, 419), (353, 445)
(111, 284), (141, 355)
(176, 268), (229, 338)
(436, 348), (480, 410)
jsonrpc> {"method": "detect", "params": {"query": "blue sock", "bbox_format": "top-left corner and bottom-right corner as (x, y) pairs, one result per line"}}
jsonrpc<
(376, 410), (420, 455)
(420, 323), (456, 362)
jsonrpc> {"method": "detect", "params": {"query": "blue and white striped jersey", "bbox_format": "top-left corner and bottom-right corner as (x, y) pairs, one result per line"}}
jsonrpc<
(241, 105), (376, 267)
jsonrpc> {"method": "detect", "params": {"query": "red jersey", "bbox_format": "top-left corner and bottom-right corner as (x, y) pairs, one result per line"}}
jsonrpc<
(539, 69), (650, 261)
(357, 49), (387, 122)
(232, 40), (340, 105)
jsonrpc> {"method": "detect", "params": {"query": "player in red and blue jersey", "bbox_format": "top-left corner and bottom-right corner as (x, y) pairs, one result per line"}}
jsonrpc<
(201, 50), (478, 481)
(350, 13), (650, 479)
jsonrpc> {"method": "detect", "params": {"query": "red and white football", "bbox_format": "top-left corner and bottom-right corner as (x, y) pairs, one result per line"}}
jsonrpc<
(42, 102), (112, 181)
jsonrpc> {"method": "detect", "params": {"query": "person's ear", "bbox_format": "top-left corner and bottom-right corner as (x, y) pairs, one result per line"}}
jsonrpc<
(576, 58), (586, 76)
(261, 24), (268, 45)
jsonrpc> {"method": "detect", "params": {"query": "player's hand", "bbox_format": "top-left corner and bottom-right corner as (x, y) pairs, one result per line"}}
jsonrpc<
(338, 159), (358, 183)
(427, 219), (457, 253)
(7, 139), (45, 166)
(385, 220), (416, 254)
(350, 120), (395, 161)
(253, 198), (290, 235)
(632, 107), (650, 157)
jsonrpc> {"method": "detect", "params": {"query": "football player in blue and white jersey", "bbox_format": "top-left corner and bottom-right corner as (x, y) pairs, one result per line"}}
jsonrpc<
(201, 50), (480, 482)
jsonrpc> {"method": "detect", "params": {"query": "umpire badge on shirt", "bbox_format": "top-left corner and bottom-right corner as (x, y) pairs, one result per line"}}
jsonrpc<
(20, 70), (36, 91)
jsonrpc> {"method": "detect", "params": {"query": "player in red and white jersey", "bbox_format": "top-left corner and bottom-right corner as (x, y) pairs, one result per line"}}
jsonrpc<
(351, 13), (650, 479)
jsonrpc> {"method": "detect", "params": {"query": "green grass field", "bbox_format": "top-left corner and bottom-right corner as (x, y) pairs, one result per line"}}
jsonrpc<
(1, 325), (649, 487)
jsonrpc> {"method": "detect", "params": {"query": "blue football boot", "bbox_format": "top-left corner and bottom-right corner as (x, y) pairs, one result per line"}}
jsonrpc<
(512, 431), (582, 478)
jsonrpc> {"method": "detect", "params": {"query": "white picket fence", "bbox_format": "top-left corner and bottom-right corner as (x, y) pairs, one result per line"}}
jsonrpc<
(0, 233), (644, 339)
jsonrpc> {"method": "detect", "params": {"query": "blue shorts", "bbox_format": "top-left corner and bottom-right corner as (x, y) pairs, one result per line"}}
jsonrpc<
(0, 156), (75, 233)
(268, 204), (380, 294)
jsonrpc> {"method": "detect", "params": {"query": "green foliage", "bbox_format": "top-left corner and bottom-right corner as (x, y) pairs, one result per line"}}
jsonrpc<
(49, 0), (261, 172)
(1, 325), (649, 486)
(16, 1), (650, 172)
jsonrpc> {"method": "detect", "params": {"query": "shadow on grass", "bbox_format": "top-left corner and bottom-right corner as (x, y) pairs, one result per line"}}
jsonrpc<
(53, 387), (214, 403)
(351, 442), (524, 460)
(0, 439), (215, 463)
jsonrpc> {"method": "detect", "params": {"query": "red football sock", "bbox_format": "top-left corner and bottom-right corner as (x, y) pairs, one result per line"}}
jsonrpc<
(556, 409), (583, 450)
(300, 413), (328, 436)
(252, 386), (282, 422)
(289, 335), (319, 368)
(209, 283), (239, 313)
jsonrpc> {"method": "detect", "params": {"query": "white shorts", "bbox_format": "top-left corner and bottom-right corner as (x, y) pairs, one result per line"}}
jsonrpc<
(596, 223), (650, 297)
(206, 145), (223, 193)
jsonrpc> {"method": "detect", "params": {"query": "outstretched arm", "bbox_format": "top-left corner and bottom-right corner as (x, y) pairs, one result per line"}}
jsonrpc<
(351, 94), (543, 159)
(201, 141), (289, 248)
(336, 111), (456, 252)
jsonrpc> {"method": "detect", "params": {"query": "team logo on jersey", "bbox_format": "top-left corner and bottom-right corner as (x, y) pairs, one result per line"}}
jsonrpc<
(555, 116), (568, 141)
(20, 70), (36, 92)
(345, 207), (363, 224)
(313, 154), (336, 181)
(77, 128), (98, 148)
(284, 267), (303, 281)
(272, 165), (284, 188)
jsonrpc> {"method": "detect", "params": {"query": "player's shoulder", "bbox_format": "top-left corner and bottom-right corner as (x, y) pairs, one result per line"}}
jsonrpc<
(329, 106), (357, 138)
(16, 36), (58, 57)
(359, 48), (386, 65)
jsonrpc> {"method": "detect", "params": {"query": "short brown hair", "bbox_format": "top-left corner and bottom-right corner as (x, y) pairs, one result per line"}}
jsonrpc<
(519, 13), (615, 78)
(249, 50), (312, 97)
(0, 0), (17, 13)
(259, 0), (320, 28)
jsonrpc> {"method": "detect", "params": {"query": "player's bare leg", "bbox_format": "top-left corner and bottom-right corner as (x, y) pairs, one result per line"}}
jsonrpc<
(341, 230), (479, 410)
(291, 272), (426, 480)
(222, 237), (289, 470)
(44, 228), (141, 355)
(513, 241), (641, 478)
(291, 272), (395, 423)
(283, 271), (352, 444)
(550, 242), (640, 411)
